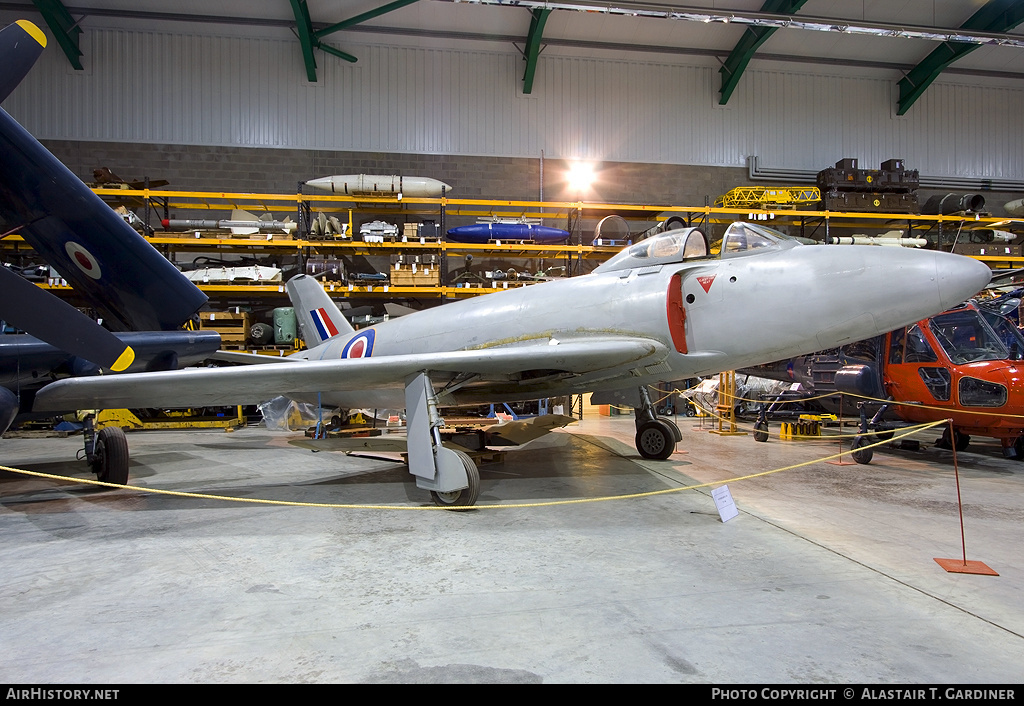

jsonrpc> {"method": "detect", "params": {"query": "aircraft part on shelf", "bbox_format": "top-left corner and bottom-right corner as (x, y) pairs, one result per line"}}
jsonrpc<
(309, 212), (348, 238)
(446, 222), (570, 244)
(1004, 199), (1024, 217)
(186, 266), (283, 283)
(823, 235), (929, 246)
(305, 174), (452, 198)
(162, 208), (297, 235)
(921, 193), (987, 215)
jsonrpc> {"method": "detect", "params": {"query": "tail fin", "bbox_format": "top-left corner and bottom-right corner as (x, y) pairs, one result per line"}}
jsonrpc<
(286, 274), (354, 346)
(0, 20), (47, 104)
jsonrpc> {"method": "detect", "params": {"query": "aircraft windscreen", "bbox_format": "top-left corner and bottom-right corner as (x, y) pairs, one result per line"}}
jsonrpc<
(592, 227), (709, 273)
(979, 309), (1024, 361)
(708, 222), (794, 259)
(929, 309), (1009, 364)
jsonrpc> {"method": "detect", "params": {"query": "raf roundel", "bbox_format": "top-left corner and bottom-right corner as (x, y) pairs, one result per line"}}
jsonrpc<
(64, 242), (102, 279)
(341, 329), (375, 359)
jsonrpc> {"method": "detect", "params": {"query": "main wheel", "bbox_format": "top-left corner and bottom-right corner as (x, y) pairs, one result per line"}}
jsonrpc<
(936, 427), (971, 452)
(430, 449), (480, 509)
(635, 420), (675, 460)
(90, 426), (130, 485)
(850, 434), (873, 465)
(753, 420), (769, 443)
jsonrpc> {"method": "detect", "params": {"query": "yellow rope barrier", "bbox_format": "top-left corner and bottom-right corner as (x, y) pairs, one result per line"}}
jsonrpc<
(0, 420), (947, 511)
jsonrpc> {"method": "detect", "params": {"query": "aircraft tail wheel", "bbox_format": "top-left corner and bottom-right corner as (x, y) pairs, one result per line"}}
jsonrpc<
(90, 426), (130, 485)
(430, 449), (481, 509)
(636, 420), (675, 460)
(850, 434), (873, 465)
(753, 421), (769, 443)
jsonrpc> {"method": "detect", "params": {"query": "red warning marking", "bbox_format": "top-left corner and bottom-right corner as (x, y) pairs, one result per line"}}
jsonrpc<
(696, 275), (715, 293)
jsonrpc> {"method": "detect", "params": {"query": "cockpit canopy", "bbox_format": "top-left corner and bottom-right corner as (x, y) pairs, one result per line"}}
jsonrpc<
(593, 221), (798, 275)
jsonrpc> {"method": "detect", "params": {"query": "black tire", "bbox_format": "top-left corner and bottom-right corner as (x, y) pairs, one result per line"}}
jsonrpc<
(851, 434), (873, 465)
(430, 449), (480, 509)
(753, 421), (769, 443)
(635, 420), (675, 460)
(90, 427), (130, 485)
(937, 427), (971, 452)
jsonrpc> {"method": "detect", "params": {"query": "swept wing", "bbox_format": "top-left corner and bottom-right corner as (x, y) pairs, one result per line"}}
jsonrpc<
(34, 338), (665, 412)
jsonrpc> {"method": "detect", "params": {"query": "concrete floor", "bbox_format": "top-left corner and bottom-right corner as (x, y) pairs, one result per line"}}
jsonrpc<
(0, 414), (1021, 684)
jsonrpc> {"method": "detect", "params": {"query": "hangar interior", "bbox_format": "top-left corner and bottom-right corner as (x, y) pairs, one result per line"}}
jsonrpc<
(1, 0), (1023, 684)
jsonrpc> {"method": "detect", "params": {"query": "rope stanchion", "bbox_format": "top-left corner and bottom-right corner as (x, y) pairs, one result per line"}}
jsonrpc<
(934, 418), (999, 576)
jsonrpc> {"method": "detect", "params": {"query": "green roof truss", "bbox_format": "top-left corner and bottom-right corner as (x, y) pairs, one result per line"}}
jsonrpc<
(31, 0), (82, 70)
(719, 0), (809, 105)
(522, 8), (550, 94)
(897, 0), (1024, 115)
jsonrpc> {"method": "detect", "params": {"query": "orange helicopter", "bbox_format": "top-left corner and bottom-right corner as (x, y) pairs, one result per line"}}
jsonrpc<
(746, 299), (1024, 463)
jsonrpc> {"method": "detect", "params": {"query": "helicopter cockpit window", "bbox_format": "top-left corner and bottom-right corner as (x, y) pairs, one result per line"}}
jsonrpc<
(979, 309), (1024, 361)
(929, 309), (1009, 364)
(889, 325), (938, 364)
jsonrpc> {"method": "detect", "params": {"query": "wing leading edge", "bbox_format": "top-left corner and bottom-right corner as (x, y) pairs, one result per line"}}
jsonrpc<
(33, 338), (666, 412)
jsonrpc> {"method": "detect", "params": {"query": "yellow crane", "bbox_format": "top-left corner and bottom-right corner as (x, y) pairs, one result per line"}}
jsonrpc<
(715, 186), (821, 209)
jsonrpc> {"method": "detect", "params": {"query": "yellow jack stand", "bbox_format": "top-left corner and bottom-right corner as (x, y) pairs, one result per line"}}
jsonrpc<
(709, 371), (746, 437)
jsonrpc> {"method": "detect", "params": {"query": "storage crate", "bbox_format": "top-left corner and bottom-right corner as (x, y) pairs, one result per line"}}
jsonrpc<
(820, 191), (918, 213)
(390, 264), (440, 286)
(199, 311), (250, 344)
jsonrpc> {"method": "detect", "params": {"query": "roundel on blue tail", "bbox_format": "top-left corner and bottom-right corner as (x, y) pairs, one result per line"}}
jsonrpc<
(341, 329), (375, 359)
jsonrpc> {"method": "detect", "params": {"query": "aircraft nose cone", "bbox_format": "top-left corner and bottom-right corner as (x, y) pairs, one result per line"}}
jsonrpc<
(933, 251), (992, 310)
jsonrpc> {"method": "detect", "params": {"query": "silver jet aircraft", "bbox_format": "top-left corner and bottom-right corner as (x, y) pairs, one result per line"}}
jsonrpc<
(35, 222), (992, 507)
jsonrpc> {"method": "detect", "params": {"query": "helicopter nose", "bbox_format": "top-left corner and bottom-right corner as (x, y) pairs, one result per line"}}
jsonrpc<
(933, 251), (992, 310)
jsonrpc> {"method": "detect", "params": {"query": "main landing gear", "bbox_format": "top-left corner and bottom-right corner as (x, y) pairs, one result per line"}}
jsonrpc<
(405, 373), (480, 508)
(82, 417), (130, 486)
(633, 386), (682, 460)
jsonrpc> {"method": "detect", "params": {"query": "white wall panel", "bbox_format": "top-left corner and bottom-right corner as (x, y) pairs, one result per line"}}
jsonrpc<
(4, 26), (1023, 179)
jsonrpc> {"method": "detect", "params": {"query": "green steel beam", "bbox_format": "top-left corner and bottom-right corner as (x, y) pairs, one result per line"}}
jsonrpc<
(289, 0), (319, 82)
(522, 8), (550, 94)
(31, 0), (82, 70)
(318, 44), (359, 63)
(315, 0), (421, 39)
(898, 0), (1024, 115)
(719, 0), (808, 105)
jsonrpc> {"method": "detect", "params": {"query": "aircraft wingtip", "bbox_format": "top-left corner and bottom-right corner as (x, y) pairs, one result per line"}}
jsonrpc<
(15, 20), (47, 49)
(109, 346), (136, 372)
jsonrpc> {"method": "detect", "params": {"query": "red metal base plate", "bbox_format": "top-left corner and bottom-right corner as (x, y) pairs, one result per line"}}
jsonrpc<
(934, 558), (999, 576)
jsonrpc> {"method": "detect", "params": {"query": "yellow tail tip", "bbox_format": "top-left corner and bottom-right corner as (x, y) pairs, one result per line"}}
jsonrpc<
(15, 20), (47, 49)
(109, 346), (135, 372)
